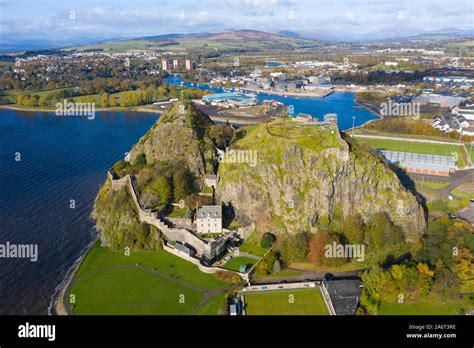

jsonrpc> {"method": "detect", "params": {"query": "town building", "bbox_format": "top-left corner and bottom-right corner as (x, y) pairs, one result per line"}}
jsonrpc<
(321, 279), (362, 315)
(378, 150), (457, 177)
(196, 205), (222, 234)
(452, 105), (474, 120)
(185, 59), (193, 71)
(161, 59), (169, 71)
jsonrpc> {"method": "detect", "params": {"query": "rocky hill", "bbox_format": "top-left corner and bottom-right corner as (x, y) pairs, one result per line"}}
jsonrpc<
(127, 102), (217, 178)
(216, 119), (426, 242)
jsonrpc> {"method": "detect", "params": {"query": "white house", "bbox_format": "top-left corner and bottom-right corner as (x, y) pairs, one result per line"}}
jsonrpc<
(196, 205), (222, 234)
(452, 105), (474, 120)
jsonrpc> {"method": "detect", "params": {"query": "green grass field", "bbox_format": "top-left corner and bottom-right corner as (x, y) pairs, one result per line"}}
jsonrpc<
(68, 242), (231, 315)
(379, 297), (473, 315)
(358, 137), (467, 167)
(194, 293), (225, 315)
(451, 188), (474, 200)
(238, 233), (268, 257)
(414, 179), (450, 190)
(222, 256), (257, 272)
(244, 289), (329, 315)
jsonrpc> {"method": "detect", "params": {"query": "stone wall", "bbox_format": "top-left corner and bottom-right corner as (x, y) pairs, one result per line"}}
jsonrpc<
(163, 243), (249, 281)
(108, 169), (235, 261)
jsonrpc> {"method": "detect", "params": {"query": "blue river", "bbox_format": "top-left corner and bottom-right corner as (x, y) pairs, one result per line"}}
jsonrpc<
(165, 75), (379, 130)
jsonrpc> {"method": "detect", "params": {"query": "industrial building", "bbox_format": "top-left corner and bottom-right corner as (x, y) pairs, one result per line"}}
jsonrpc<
(202, 92), (256, 107)
(378, 150), (457, 177)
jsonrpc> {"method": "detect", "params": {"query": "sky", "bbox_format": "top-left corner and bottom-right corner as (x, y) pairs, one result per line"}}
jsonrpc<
(0, 0), (473, 44)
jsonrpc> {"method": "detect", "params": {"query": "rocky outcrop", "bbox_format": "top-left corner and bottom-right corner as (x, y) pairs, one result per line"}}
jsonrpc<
(127, 102), (216, 178)
(216, 120), (426, 242)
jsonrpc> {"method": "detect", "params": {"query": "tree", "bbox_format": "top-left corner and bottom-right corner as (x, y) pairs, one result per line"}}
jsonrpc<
(342, 214), (365, 244)
(307, 232), (330, 264)
(133, 153), (147, 168)
(416, 263), (434, 279)
(279, 233), (309, 264)
(365, 212), (402, 251)
(147, 176), (173, 205)
(360, 266), (383, 314)
(99, 92), (109, 108)
(173, 169), (194, 201)
(38, 96), (46, 107)
(260, 232), (276, 249)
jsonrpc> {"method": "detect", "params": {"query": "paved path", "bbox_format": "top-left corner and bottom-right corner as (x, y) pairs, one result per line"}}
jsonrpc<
(251, 267), (360, 285)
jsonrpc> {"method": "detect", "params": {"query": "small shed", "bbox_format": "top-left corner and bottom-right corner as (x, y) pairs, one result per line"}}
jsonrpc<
(229, 304), (237, 316)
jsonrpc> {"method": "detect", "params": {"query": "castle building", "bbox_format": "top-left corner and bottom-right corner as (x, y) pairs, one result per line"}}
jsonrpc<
(196, 205), (222, 234)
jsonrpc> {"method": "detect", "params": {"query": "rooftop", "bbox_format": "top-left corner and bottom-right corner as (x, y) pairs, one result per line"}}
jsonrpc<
(197, 205), (222, 219)
(378, 150), (457, 171)
(323, 279), (362, 315)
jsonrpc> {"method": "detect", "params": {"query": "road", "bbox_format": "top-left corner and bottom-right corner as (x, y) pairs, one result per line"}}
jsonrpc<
(251, 267), (360, 285)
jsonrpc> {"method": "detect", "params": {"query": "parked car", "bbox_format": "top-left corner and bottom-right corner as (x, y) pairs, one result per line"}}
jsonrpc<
(324, 273), (334, 281)
(223, 256), (232, 262)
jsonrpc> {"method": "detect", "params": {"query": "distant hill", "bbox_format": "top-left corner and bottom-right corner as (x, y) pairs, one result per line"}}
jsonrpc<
(64, 29), (320, 53)
(206, 30), (278, 41)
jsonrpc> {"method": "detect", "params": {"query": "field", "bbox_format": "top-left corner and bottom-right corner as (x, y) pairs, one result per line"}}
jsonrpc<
(379, 296), (473, 315)
(357, 137), (467, 167)
(68, 242), (231, 315)
(222, 256), (257, 272)
(244, 289), (329, 315)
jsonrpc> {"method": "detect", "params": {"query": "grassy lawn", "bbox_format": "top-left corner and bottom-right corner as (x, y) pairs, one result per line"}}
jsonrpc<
(244, 289), (329, 315)
(200, 186), (213, 194)
(265, 268), (302, 278)
(379, 296), (473, 315)
(70, 267), (203, 315)
(166, 206), (188, 218)
(75, 243), (228, 290)
(222, 256), (257, 273)
(414, 179), (450, 190)
(194, 293), (224, 315)
(451, 188), (474, 200)
(68, 242), (232, 315)
(239, 233), (268, 257)
(358, 137), (467, 167)
(460, 280), (474, 293)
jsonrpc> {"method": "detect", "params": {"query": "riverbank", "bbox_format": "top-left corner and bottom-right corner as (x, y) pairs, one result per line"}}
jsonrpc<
(241, 86), (333, 98)
(52, 237), (98, 315)
(0, 104), (165, 114)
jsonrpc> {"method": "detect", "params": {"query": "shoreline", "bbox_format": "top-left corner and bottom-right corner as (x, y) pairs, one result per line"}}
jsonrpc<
(50, 237), (98, 316)
(0, 104), (165, 114)
(241, 86), (333, 98)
